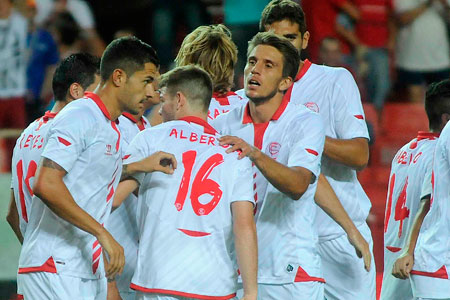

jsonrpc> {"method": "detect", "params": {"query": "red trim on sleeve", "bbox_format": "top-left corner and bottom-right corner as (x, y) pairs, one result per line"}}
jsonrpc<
(306, 148), (319, 156)
(179, 116), (218, 135)
(386, 246), (402, 253)
(123, 154), (131, 160)
(129, 284), (236, 300)
(84, 92), (112, 120)
(411, 265), (449, 279)
(18, 257), (57, 274)
(57, 136), (71, 146)
(177, 228), (211, 237)
(294, 266), (326, 283)
(354, 115), (364, 120)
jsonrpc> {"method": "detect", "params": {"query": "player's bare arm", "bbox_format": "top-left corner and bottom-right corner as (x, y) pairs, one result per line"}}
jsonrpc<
(232, 201), (258, 300)
(315, 174), (371, 271)
(324, 137), (369, 170)
(33, 157), (125, 278)
(396, 0), (433, 26)
(112, 178), (139, 209)
(392, 196), (431, 279)
(120, 151), (177, 181)
(6, 190), (23, 244)
(220, 135), (312, 200)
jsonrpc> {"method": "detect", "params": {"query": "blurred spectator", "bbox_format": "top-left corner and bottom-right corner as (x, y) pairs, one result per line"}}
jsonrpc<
(114, 27), (135, 39)
(394, 0), (450, 103)
(0, 0), (28, 172)
(224, 0), (269, 89)
(48, 11), (81, 58)
(318, 36), (347, 67)
(34, 0), (105, 56)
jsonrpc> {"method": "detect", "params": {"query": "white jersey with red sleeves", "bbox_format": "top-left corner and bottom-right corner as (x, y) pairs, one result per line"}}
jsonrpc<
(123, 117), (254, 299)
(11, 111), (57, 236)
(212, 99), (325, 284)
(18, 92), (122, 280)
(411, 122), (450, 285)
(380, 132), (438, 300)
(207, 91), (246, 121)
(105, 112), (150, 294)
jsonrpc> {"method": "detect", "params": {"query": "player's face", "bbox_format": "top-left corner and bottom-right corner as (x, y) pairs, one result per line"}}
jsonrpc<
(121, 62), (158, 115)
(244, 44), (285, 104)
(147, 72), (161, 107)
(158, 87), (177, 122)
(265, 20), (308, 55)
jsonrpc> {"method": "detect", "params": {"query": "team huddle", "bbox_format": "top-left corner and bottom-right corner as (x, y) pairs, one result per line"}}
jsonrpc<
(5, 1), (450, 300)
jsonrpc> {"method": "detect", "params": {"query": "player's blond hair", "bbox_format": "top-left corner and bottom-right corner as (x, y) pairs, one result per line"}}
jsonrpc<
(175, 24), (237, 95)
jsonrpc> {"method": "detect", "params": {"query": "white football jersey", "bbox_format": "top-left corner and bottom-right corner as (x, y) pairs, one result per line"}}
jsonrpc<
(18, 92), (122, 279)
(380, 132), (438, 300)
(124, 117), (254, 299)
(212, 99), (325, 284)
(105, 113), (150, 293)
(11, 111), (57, 236)
(207, 91), (246, 121)
(412, 123), (450, 281)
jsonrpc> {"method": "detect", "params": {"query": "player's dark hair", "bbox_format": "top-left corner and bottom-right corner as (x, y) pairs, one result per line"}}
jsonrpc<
(159, 65), (213, 112)
(260, 0), (307, 35)
(52, 53), (100, 101)
(425, 79), (450, 131)
(247, 32), (300, 80)
(100, 36), (159, 82)
(52, 12), (80, 46)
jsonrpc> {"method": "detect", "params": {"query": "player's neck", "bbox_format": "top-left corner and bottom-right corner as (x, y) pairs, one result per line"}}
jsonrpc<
(51, 100), (68, 114)
(94, 84), (122, 121)
(177, 110), (208, 123)
(298, 60), (305, 76)
(248, 93), (284, 124)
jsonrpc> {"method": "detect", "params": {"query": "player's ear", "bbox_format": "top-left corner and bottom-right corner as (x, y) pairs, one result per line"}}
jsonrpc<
(302, 31), (310, 50)
(68, 82), (83, 100)
(176, 91), (186, 110)
(278, 76), (293, 93)
(112, 69), (127, 87)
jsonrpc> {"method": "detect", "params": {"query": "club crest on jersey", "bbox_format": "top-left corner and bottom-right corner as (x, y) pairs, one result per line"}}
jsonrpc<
(268, 142), (281, 158)
(105, 144), (112, 155)
(304, 102), (319, 113)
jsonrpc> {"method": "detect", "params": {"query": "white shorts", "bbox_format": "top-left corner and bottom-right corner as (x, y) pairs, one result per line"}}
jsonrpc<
(236, 282), (324, 300)
(318, 223), (376, 300)
(20, 272), (107, 300)
(135, 291), (238, 300)
(411, 272), (450, 299)
(379, 249), (413, 300)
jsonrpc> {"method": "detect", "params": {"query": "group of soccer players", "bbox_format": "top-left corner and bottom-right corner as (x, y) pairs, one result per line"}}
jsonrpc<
(5, 0), (450, 299)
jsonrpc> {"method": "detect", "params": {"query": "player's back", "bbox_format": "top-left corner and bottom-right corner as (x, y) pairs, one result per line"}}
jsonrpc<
(208, 91), (246, 121)
(125, 117), (253, 298)
(381, 132), (438, 300)
(11, 111), (57, 236)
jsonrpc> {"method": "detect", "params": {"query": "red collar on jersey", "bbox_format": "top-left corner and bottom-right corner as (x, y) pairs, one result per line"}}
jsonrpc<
(417, 131), (439, 141)
(122, 112), (147, 131)
(242, 94), (289, 124)
(179, 116), (217, 135)
(213, 91), (237, 106)
(283, 59), (312, 103)
(43, 111), (57, 121)
(84, 92), (112, 121)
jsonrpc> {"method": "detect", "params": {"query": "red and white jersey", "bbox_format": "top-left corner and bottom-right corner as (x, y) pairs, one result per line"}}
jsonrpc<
(123, 117), (254, 299)
(105, 112), (150, 293)
(212, 98), (325, 284)
(412, 123), (450, 279)
(381, 132), (438, 299)
(18, 92), (122, 280)
(207, 91), (246, 121)
(11, 111), (57, 236)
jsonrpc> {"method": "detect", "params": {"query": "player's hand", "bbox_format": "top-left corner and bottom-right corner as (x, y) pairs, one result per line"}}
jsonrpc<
(347, 229), (371, 272)
(219, 136), (259, 160)
(137, 151), (177, 174)
(392, 252), (414, 279)
(97, 229), (125, 279)
(107, 279), (123, 300)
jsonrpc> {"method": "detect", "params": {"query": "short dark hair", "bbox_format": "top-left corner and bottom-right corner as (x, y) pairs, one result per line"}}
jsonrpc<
(425, 79), (450, 131)
(159, 65), (213, 112)
(247, 32), (300, 80)
(52, 53), (100, 101)
(100, 36), (159, 81)
(260, 0), (307, 35)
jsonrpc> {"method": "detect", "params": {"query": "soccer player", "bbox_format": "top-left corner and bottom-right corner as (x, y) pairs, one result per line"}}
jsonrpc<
(391, 80), (450, 299)
(175, 24), (246, 121)
(255, 1), (375, 298)
(105, 74), (159, 300)
(113, 65), (258, 300)
(7, 53), (100, 244)
(213, 32), (325, 299)
(17, 36), (175, 300)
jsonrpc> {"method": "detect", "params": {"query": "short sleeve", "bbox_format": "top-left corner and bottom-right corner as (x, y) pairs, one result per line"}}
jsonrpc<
(122, 130), (156, 184)
(287, 110), (325, 179)
(41, 113), (90, 173)
(332, 68), (370, 140)
(420, 167), (433, 200)
(231, 157), (254, 204)
(394, 0), (422, 13)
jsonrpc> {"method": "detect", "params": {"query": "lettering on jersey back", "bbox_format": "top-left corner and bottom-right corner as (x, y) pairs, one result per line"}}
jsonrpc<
(208, 108), (230, 120)
(169, 128), (227, 148)
(21, 134), (44, 150)
(395, 150), (423, 165)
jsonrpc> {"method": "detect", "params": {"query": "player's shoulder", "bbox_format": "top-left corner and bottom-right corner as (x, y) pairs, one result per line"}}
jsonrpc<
(211, 103), (246, 129)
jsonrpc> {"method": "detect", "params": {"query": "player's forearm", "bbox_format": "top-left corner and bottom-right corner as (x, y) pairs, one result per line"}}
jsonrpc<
(340, 1), (360, 20)
(324, 137), (369, 170)
(250, 149), (311, 200)
(396, 1), (431, 26)
(112, 179), (139, 210)
(404, 198), (431, 255)
(314, 174), (358, 236)
(6, 192), (23, 244)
